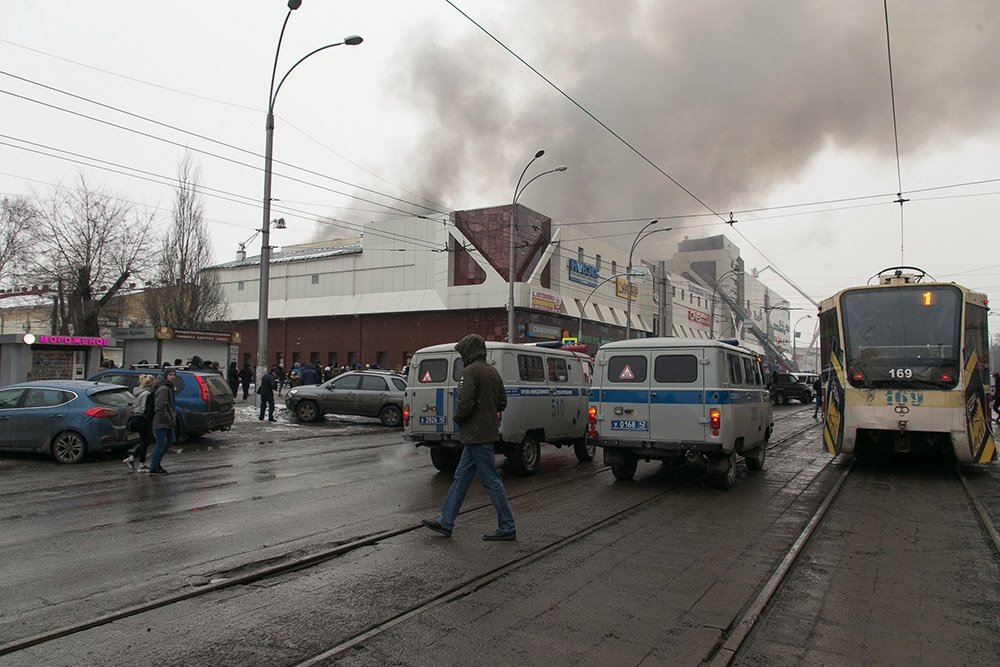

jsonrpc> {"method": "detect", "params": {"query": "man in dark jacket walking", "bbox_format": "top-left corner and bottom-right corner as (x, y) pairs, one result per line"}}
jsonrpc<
(258, 367), (277, 422)
(239, 363), (254, 400)
(422, 334), (516, 541)
(813, 375), (823, 419)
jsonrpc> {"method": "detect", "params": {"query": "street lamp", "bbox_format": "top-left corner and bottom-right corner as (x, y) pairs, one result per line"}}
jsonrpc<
(625, 220), (672, 339)
(708, 269), (743, 339)
(508, 151), (567, 343)
(578, 272), (630, 340)
(792, 314), (812, 368)
(257, 0), (361, 383)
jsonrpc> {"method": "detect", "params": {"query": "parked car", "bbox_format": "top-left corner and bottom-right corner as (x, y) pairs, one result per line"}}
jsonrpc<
(285, 369), (406, 426)
(87, 368), (234, 439)
(0, 380), (136, 463)
(769, 371), (814, 404)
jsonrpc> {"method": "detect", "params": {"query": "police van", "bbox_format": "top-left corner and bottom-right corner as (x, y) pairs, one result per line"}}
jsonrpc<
(588, 338), (772, 488)
(403, 341), (593, 475)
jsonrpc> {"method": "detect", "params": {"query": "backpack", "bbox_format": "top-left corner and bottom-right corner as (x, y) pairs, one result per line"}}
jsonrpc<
(143, 389), (156, 421)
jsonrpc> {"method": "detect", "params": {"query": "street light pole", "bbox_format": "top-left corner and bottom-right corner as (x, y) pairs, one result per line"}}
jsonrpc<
(257, 0), (361, 384)
(792, 314), (812, 369)
(508, 151), (567, 343)
(625, 220), (663, 340)
(578, 272), (630, 340)
(708, 269), (742, 339)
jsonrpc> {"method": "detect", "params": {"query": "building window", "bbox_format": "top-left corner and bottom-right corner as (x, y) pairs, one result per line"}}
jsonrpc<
(347, 351), (358, 367)
(328, 352), (338, 369)
(577, 247), (584, 262)
(310, 352), (320, 365)
(291, 352), (301, 365)
(376, 351), (388, 368)
(237, 281), (245, 291)
(611, 260), (617, 275)
(595, 254), (602, 270)
(311, 274), (319, 285)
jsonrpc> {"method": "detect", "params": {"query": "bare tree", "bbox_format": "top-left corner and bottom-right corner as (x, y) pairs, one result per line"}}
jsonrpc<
(30, 173), (156, 335)
(0, 196), (36, 286)
(144, 153), (227, 329)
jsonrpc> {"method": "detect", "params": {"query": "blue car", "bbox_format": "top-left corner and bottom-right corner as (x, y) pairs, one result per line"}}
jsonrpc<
(87, 368), (235, 440)
(0, 380), (136, 464)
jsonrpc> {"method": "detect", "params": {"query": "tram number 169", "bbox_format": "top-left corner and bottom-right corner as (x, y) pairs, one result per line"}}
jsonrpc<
(889, 368), (913, 379)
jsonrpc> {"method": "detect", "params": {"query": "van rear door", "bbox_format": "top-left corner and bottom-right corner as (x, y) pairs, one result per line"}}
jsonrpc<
(409, 353), (461, 437)
(648, 346), (707, 444)
(600, 350), (652, 436)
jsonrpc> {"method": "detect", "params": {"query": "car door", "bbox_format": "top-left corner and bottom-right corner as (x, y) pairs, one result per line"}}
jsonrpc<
(9, 388), (74, 451)
(358, 375), (390, 417)
(0, 387), (27, 449)
(325, 373), (361, 415)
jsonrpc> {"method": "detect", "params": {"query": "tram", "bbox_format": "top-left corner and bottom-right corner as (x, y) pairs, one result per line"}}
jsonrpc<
(817, 267), (995, 463)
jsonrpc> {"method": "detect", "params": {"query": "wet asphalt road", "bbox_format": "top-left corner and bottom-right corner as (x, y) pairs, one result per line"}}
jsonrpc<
(1, 403), (999, 665)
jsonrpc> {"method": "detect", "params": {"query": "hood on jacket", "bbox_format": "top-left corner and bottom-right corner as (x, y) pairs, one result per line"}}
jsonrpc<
(455, 334), (487, 365)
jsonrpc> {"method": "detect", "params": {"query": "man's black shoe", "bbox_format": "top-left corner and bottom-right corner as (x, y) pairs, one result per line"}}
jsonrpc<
(149, 467), (170, 475)
(268, 418), (277, 422)
(421, 519), (452, 537)
(482, 531), (516, 541)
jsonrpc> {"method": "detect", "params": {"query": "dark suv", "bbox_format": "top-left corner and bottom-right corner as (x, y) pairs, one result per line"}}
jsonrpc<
(285, 369), (406, 426)
(87, 368), (235, 439)
(769, 372), (814, 405)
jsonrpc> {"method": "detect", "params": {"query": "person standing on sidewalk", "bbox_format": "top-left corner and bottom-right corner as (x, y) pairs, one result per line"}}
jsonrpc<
(422, 334), (516, 541)
(258, 367), (277, 421)
(123, 374), (155, 472)
(813, 374), (823, 419)
(226, 361), (240, 397)
(148, 368), (178, 475)
(239, 362), (254, 400)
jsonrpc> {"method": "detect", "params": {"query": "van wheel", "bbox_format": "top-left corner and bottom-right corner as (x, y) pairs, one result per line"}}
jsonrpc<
(611, 456), (637, 481)
(573, 436), (596, 462)
(712, 451), (737, 489)
(746, 445), (767, 471)
(430, 447), (460, 473)
(774, 391), (786, 405)
(295, 401), (320, 422)
(510, 434), (541, 475)
(379, 405), (403, 427)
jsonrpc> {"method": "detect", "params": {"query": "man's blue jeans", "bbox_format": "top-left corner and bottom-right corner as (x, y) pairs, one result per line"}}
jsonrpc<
(150, 428), (176, 471)
(438, 443), (515, 534)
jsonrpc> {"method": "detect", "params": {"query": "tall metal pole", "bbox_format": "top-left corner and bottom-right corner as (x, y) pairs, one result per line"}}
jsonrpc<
(625, 220), (659, 340)
(709, 269), (741, 339)
(255, 1), (361, 385)
(792, 314), (811, 368)
(509, 150), (544, 344)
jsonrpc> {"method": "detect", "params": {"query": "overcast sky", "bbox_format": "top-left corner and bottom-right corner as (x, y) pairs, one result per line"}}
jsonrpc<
(4, 1), (999, 333)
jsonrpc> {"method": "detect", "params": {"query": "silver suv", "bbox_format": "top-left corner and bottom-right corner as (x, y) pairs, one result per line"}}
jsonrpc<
(284, 370), (407, 426)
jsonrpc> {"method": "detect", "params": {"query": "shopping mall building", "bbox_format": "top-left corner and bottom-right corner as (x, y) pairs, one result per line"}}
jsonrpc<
(204, 204), (800, 373)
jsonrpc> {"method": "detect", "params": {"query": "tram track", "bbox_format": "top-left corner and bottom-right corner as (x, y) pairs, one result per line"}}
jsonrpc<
(1, 421), (818, 659)
(705, 451), (1000, 666)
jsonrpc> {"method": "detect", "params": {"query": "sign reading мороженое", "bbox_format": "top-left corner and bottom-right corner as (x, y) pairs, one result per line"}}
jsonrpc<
(32, 335), (110, 347)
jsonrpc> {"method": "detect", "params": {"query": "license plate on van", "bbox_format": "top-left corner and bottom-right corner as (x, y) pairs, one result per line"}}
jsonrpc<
(419, 416), (446, 425)
(611, 420), (648, 431)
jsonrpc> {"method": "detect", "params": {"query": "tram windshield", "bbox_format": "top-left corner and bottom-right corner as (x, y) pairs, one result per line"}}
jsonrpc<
(840, 285), (961, 389)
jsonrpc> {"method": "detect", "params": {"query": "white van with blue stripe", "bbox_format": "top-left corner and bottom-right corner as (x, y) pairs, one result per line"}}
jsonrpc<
(403, 341), (593, 475)
(588, 338), (772, 488)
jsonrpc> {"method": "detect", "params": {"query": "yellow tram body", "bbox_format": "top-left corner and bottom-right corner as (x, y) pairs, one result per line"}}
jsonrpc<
(818, 268), (995, 464)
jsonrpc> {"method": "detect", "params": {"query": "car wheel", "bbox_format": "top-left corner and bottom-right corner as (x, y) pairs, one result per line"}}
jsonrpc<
(611, 455), (638, 481)
(295, 401), (320, 422)
(430, 447), (461, 473)
(509, 433), (541, 475)
(379, 404), (403, 427)
(573, 435), (596, 462)
(774, 391), (786, 405)
(746, 445), (767, 471)
(52, 431), (88, 464)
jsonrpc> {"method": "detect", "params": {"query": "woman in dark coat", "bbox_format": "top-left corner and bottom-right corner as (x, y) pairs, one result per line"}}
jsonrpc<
(227, 361), (240, 397)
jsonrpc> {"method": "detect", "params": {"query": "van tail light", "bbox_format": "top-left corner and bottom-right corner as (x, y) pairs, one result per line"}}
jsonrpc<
(195, 374), (210, 402)
(709, 408), (721, 435)
(85, 407), (118, 419)
(403, 404), (410, 427)
(587, 406), (598, 439)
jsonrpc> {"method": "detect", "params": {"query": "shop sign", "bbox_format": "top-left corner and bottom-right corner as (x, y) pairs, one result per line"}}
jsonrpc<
(688, 309), (710, 327)
(568, 259), (599, 288)
(615, 277), (637, 302)
(531, 290), (563, 313)
(112, 326), (155, 339)
(23, 333), (110, 347)
(173, 329), (234, 343)
(527, 323), (561, 339)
